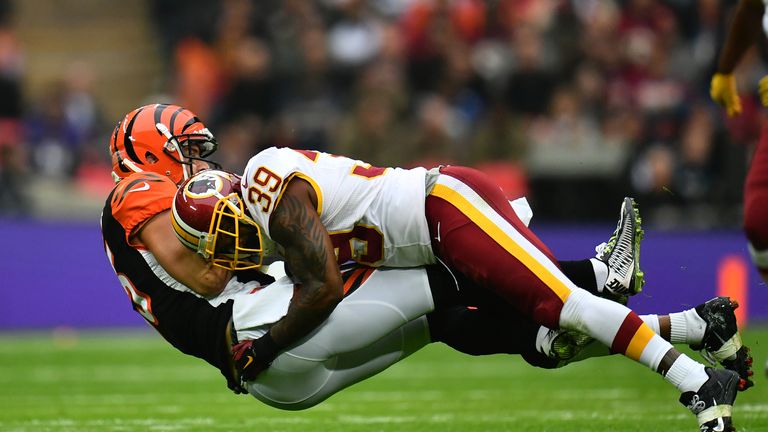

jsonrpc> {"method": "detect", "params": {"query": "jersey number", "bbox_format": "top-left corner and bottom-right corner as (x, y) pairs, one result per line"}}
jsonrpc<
(117, 273), (158, 325)
(292, 149), (386, 179)
(329, 225), (384, 265)
(246, 167), (283, 213)
(351, 163), (386, 178)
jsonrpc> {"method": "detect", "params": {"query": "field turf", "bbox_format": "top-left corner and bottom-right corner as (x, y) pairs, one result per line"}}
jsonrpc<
(0, 327), (766, 432)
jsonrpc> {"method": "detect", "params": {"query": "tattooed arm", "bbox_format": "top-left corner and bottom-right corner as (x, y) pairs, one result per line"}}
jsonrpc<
(264, 177), (343, 348)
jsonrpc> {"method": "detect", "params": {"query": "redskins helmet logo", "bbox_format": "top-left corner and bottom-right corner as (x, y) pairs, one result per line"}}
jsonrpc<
(184, 170), (226, 199)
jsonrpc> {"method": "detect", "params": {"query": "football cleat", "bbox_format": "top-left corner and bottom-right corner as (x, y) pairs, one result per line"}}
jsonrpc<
(595, 197), (645, 302)
(691, 297), (754, 391)
(538, 327), (596, 367)
(679, 368), (738, 432)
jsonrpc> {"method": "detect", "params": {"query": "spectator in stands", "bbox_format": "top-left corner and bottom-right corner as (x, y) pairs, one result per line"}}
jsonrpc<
(12, 0), (765, 226)
(25, 82), (81, 179)
(0, 2), (24, 215)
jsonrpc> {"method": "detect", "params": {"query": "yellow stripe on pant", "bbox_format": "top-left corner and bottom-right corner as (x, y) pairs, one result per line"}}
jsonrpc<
(430, 183), (572, 303)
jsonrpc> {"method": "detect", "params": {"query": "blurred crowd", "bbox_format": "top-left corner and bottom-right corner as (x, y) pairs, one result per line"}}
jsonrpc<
(1, 0), (766, 226)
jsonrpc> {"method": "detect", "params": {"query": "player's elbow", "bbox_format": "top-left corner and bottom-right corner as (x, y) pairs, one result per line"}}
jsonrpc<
(194, 281), (227, 298)
(318, 283), (343, 310)
(305, 278), (342, 315)
(193, 269), (232, 298)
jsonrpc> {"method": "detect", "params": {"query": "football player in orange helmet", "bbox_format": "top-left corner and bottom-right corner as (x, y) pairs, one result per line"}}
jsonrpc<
(106, 104), (231, 298)
(102, 104), (261, 392)
(101, 105), (751, 423)
(110, 104), (219, 184)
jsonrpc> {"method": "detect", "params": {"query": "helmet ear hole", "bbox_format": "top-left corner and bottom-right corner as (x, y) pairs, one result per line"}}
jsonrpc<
(145, 152), (159, 164)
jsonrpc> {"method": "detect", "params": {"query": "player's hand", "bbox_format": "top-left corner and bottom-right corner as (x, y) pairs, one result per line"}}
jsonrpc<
(226, 376), (248, 395)
(232, 332), (282, 383)
(759, 75), (768, 108)
(710, 73), (742, 117)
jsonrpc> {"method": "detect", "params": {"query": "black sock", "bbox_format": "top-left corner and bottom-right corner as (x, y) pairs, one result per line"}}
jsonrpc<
(559, 259), (599, 295)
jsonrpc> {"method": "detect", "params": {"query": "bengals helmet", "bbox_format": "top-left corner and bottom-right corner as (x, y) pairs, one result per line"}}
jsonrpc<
(110, 104), (219, 184)
(171, 169), (264, 270)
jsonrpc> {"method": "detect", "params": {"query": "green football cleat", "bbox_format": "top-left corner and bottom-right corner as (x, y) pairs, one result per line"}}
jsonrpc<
(538, 327), (598, 367)
(595, 197), (645, 302)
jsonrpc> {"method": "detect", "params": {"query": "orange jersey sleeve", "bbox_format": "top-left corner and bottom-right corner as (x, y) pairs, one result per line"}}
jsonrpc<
(110, 172), (178, 246)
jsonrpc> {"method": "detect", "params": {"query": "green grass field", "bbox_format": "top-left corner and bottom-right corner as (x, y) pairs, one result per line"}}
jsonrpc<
(0, 327), (766, 432)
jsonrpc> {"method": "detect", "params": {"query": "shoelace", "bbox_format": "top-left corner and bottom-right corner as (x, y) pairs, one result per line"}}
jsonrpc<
(595, 214), (634, 278)
(609, 230), (633, 278)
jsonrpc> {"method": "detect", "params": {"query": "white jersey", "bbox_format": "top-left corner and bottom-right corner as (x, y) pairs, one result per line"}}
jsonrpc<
(240, 147), (435, 267)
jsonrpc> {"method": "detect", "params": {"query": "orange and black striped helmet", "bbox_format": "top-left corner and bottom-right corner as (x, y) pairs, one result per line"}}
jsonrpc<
(110, 104), (219, 184)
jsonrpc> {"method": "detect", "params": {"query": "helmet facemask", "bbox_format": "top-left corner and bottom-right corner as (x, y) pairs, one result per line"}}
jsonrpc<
(203, 192), (263, 270)
(155, 122), (221, 181)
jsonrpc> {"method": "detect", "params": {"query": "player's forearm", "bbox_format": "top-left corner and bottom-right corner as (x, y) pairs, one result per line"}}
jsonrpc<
(269, 232), (343, 346)
(268, 191), (343, 347)
(718, 0), (765, 73)
(268, 279), (342, 346)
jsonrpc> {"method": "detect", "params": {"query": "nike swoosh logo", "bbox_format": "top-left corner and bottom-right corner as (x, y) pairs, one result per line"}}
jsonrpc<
(434, 221), (441, 242)
(713, 416), (724, 432)
(127, 182), (150, 193)
(712, 400), (725, 432)
(243, 355), (254, 370)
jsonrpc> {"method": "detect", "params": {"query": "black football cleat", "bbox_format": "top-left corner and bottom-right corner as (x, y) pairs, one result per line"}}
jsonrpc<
(691, 297), (754, 391)
(680, 368), (738, 432)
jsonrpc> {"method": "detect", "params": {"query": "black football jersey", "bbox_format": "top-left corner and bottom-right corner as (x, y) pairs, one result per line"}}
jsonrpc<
(101, 172), (236, 386)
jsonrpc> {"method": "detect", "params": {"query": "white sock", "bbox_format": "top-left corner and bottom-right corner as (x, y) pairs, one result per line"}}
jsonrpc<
(640, 314), (660, 335)
(559, 288), (671, 371)
(664, 354), (709, 393)
(668, 308), (707, 344)
(589, 258), (608, 291)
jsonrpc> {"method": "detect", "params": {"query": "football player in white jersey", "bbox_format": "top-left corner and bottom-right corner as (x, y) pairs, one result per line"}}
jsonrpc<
(173, 148), (750, 431)
(104, 104), (678, 402)
(170, 169), (750, 411)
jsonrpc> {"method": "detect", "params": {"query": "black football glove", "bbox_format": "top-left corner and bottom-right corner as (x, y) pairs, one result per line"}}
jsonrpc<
(226, 375), (248, 395)
(232, 332), (282, 384)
